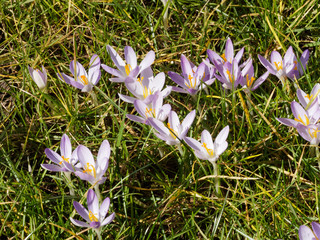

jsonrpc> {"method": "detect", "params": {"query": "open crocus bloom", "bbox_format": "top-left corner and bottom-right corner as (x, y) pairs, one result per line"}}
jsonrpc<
(149, 110), (196, 146)
(119, 67), (171, 104)
(214, 58), (242, 90)
(70, 189), (115, 229)
(58, 54), (101, 92)
(42, 134), (79, 172)
(168, 54), (215, 95)
(75, 140), (110, 185)
(127, 92), (171, 125)
(102, 45), (155, 82)
(185, 126), (229, 163)
(299, 222), (320, 240)
(276, 101), (320, 128)
(297, 84), (320, 111)
(240, 59), (269, 92)
(287, 49), (309, 80)
(296, 124), (320, 146)
(207, 38), (244, 68)
(28, 66), (47, 90)
(258, 46), (296, 85)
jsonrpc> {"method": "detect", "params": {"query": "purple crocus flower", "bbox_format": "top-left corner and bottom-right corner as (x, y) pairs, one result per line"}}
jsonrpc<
(240, 59), (269, 92)
(299, 222), (320, 240)
(297, 84), (320, 110)
(276, 101), (320, 128)
(185, 126), (229, 164)
(28, 66), (47, 90)
(126, 92), (171, 125)
(287, 49), (310, 80)
(213, 59), (242, 90)
(258, 46), (296, 85)
(75, 140), (110, 186)
(119, 67), (171, 104)
(42, 134), (79, 172)
(58, 54), (101, 92)
(70, 189), (115, 229)
(168, 54), (215, 95)
(102, 45), (155, 82)
(296, 124), (320, 146)
(207, 38), (244, 68)
(149, 110), (196, 146)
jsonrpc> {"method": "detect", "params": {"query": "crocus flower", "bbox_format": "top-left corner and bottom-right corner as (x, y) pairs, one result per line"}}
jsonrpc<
(240, 59), (269, 92)
(102, 45), (155, 82)
(149, 110), (196, 146)
(42, 134), (79, 172)
(214, 59), (242, 90)
(258, 46), (296, 85)
(299, 222), (320, 240)
(58, 54), (101, 92)
(168, 54), (215, 95)
(184, 126), (229, 164)
(75, 140), (110, 185)
(296, 124), (320, 146)
(207, 38), (244, 68)
(287, 49), (310, 80)
(297, 84), (320, 110)
(70, 189), (115, 229)
(28, 66), (47, 90)
(126, 92), (171, 124)
(119, 67), (171, 104)
(276, 101), (320, 128)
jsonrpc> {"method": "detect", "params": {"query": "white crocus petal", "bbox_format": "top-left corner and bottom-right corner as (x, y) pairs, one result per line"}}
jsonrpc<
(299, 225), (315, 240)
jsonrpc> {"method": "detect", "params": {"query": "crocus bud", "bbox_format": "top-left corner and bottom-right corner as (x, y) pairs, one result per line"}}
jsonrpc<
(28, 66), (47, 90)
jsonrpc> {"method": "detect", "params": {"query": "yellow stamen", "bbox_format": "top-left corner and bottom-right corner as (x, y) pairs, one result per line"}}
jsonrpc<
(167, 123), (177, 139)
(221, 53), (227, 62)
(294, 60), (298, 70)
(136, 76), (144, 84)
(185, 74), (195, 89)
(143, 86), (152, 99)
(305, 94), (313, 100)
(79, 75), (89, 85)
(83, 162), (96, 178)
(202, 143), (214, 156)
(274, 61), (283, 71)
(308, 128), (320, 139)
(246, 74), (255, 87)
(89, 211), (99, 222)
(59, 155), (70, 165)
(226, 69), (233, 83)
(294, 114), (310, 126)
(125, 64), (132, 75)
(145, 107), (155, 118)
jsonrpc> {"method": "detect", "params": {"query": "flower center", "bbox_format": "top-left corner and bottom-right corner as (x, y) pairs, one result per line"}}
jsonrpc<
(185, 74), (196, 89)
(89, 210), (99, 222)
(143, 86), (152, 99)
(226, 69), (234, 83)
(125, 64), (132, 75)
(79, 75), (89, 85)
(59, 155), (70, 165)
(274, 61), (283, 71)
(202, 143), (214, 156)
(167, 123), (177, 139)
(145, 107), (155, 118)
(83, 162), (96, 178)
(294, 114), (310, 126)
(308, 128), (320, 139)
(221, 53), (227, 62)
(246, 74), (255, 87)
(305, 94), (313, 100)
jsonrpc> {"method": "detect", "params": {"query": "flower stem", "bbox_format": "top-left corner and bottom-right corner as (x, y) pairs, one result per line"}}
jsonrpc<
(211, 161), (220, 195)
(177, 144), (184, 156)
(64, 172), (75, 196)
(315, 146), (320, 170)
(90, 91), (99, 107)
(94, 184), (101, 202)
(94, 228), (102, 240)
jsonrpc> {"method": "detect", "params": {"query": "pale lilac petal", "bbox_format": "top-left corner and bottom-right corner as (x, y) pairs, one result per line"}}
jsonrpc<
(169, 111), (180, 132)
(89, 69), (101, 85)
(118, 94), (138, 104)
(101, 64), (123, 78)
(168, 71), (185, 86)
(283, 46), (295, 65)
(109, 77), (126, 82)
(201, 130), (214, 149)
(291, 101), (307, 120)
(134, 100), (149, 118)
(185, 137), (202, 151)
(216, 141), (228, 155)
(87, 189), (99, 216)
(75, 171), (96, 183)
(180, 110), (196, 138)
(161, 86), (172, 98)
(180, 54), (193, 77)
(77, 145), (95, 167)
(312, 222), (320, 239)
(270, 51), (283, 66)
(215, 126), (230, 145)
(251, 71), (269, 91)
(276, 117), (299, 128)
(152, 72), (165, 91)
(41, 164), (65, 172)
(299, 49), (310, 74)
(171, 86), (188, 93)
(296, 89), (308, 108)
(149, 118), (170, 136)
(70, 61), (87, 78)
(45, 148), (63, 165)
(90, 222), (101, 229)
(225, 38), (234, 63)
(207, 49), (224, 66)
(99, 197), (110, 220)
(258, 55), (276, 75)
(101, 212), (115, 226)
(73, 201), (90, 222)
(299, 225), (315, 240)
(125, 46), (137, 69)
(60, 134), (72, 158)
(126, 114), (146, 124)
(157, 104), (171, 121)
(139, 51), (155, 71)
(70, 218), (90, 228)
(97, 140), (110, 170)
(106, 45), (126, 70)
(234, 47), (244, 63)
